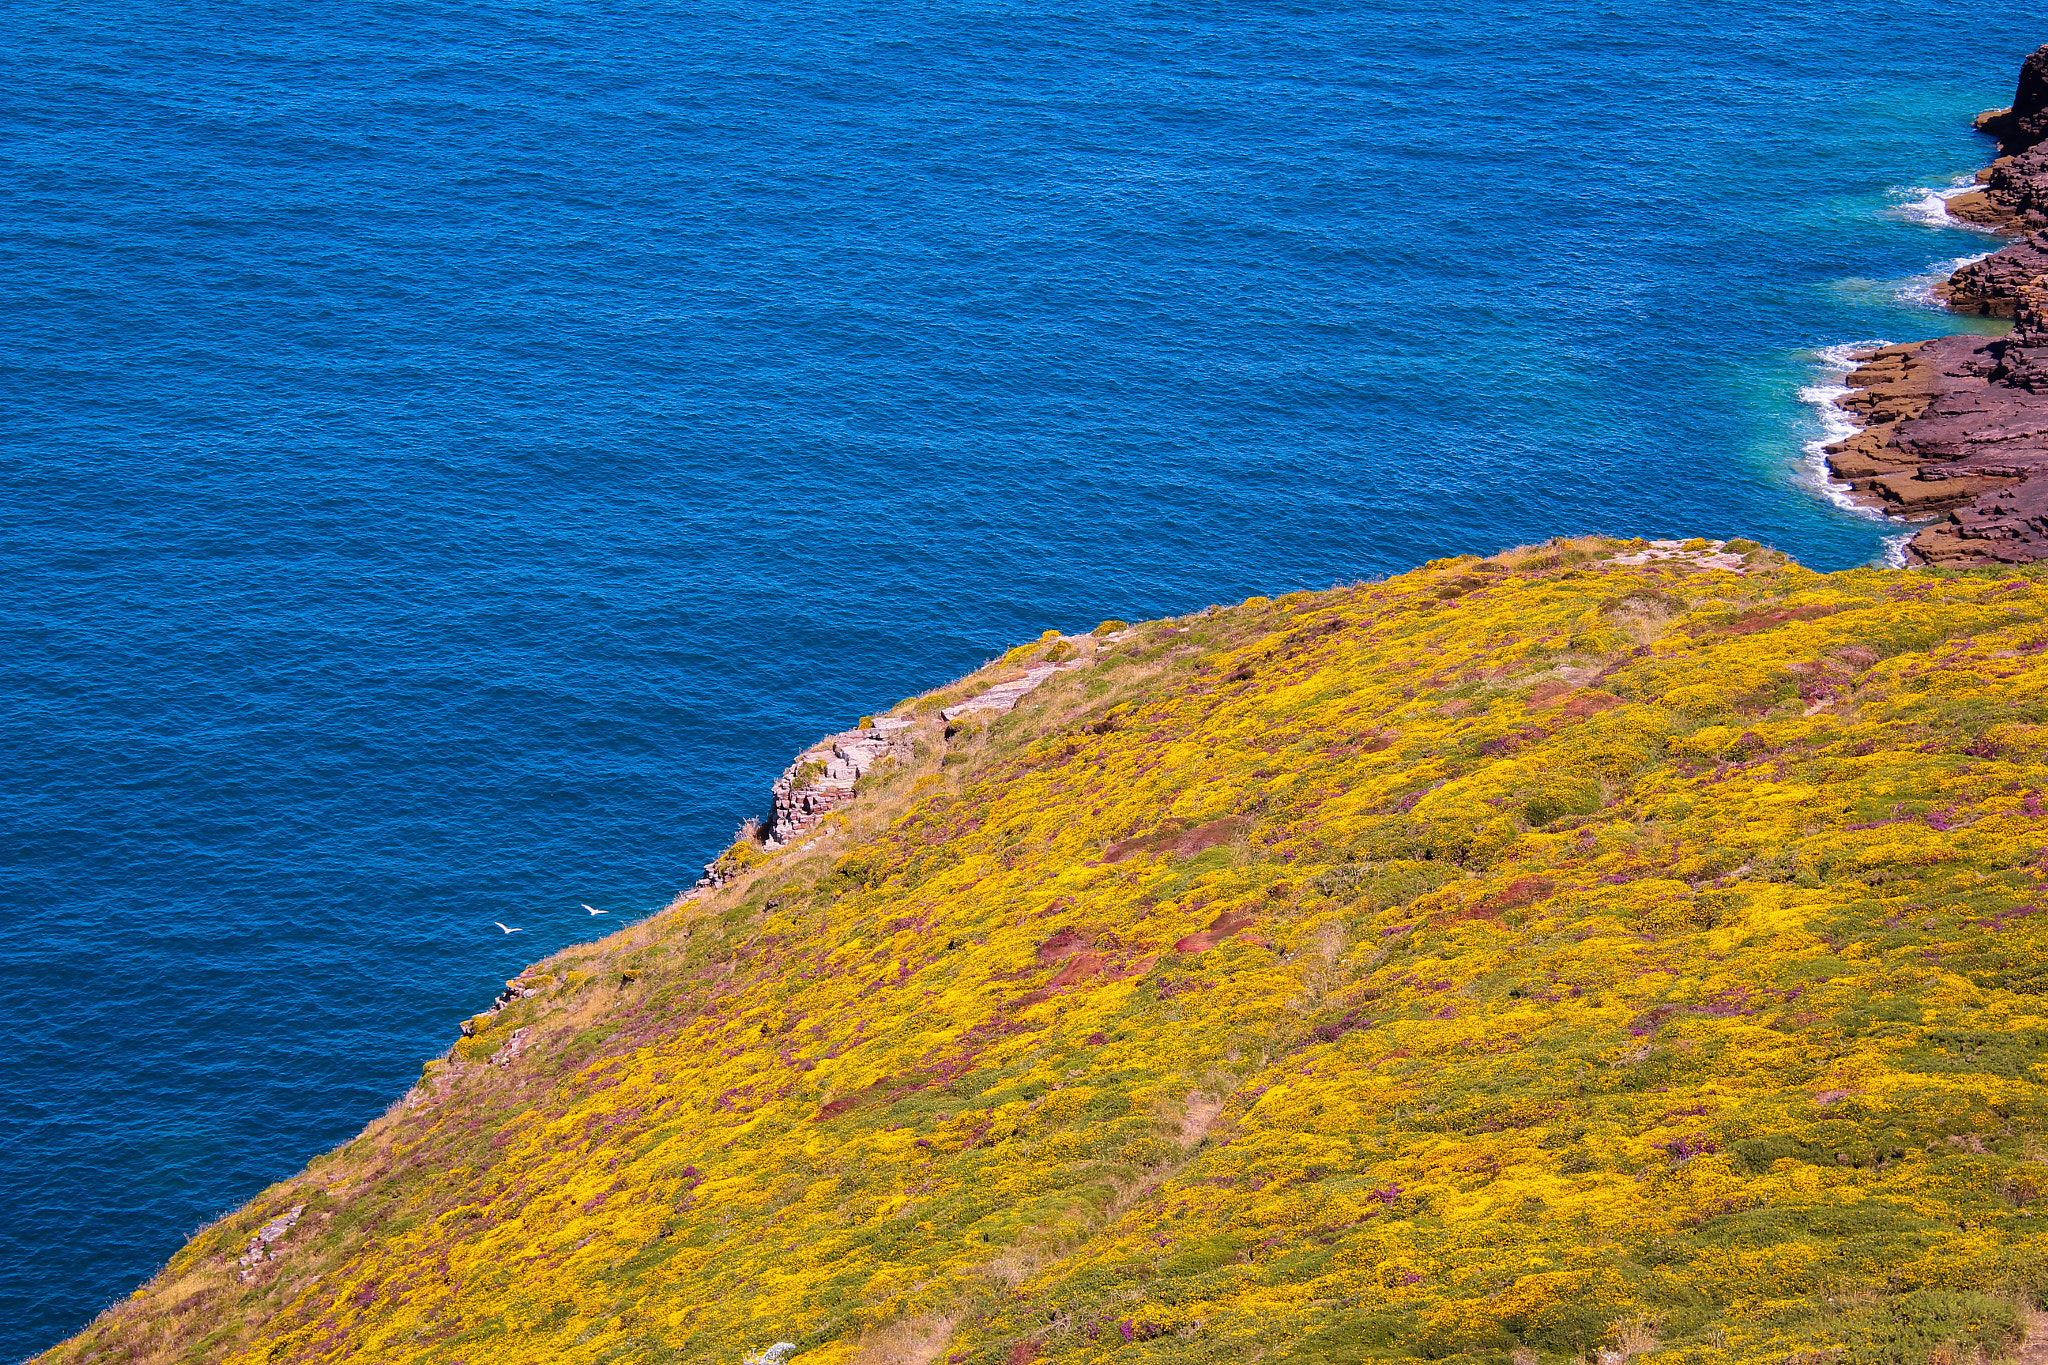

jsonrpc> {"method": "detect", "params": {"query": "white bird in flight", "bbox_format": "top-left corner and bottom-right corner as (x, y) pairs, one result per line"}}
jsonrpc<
(583, 903), (608, 916)
(493, 922), (522, 935)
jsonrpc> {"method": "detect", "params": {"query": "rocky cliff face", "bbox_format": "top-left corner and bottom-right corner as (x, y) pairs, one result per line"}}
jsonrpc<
(1986, 144), (2048, 230)
(1949, 46), (2048, 232)
(1826, 44), (2048, 565)
(761, 718), (913, 849)
(1948, 144), (2048, 233)
(1827, 296), (2048, 563)
(1977, 43), (2048, 157)
(694, 644), (1095, 885)
(2002, 280), (2048, 392)
(1939, 230), (2048, 317)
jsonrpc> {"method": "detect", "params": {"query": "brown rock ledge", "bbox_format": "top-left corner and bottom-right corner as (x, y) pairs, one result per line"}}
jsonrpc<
(1819, 43), (2048, 566)
(1826, 284), (2048, 565)
(1948, 45), (2048, 231)
(1976, 43), (2048, 158)
(1938, 229), (2048, 316)
(1943, 147), (2048, 234)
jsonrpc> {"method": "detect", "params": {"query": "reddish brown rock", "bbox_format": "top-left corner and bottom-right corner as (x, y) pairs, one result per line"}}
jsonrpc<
(1941, 231), (2048, 316)
(1851, 47), (2048, 566)
(1998, 282), (2048, 393)
(1043, 952), (1104, 988)
(1976, 44), (2048, 157)
(1100, 814), (1249, 864)
(1952, 48), (2048, 232)
(1956, 49), (2048, 232)
(1830, 285), (2048, 565)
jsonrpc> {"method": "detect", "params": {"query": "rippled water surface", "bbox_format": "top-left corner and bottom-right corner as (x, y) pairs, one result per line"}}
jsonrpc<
(1, 0), (2038, 1353)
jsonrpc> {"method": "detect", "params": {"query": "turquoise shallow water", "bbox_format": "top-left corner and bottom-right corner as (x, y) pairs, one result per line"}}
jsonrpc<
(0, 0), (2039, 1353)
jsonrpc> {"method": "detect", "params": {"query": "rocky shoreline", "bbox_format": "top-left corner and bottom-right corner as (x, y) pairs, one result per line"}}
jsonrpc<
(1826, 43), (2048, 565)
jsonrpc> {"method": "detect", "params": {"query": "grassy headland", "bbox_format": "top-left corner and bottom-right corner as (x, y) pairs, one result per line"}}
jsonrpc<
(43, 538), (2048, 1365)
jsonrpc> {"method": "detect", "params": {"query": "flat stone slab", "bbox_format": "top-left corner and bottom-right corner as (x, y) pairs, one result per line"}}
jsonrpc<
(940, 658), (1081, 721)
(1604, 539), (1748, 573)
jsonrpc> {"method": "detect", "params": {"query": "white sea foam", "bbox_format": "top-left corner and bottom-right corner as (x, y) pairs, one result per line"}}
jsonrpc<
(1888, 174), (2002, 234)
(1897, 249), (1997, 309)
(1794, 342), (1891, 520)
(1794, 346), (1943, 563)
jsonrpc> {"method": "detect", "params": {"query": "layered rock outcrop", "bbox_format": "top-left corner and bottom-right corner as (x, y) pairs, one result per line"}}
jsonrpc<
(1933, 46), (2048, 235)
(753, 644), (1090, 848)
(1829, 283), (2048, 563)
(688, 637), (1095, 888)
(937, 658), (1082, 722)
(1947, 145), (2048, 233)
(1939, 230), (2048, 316)
(1824, 44), (2048, 565)
(1976, 42), (2048, 157)
(1950, 45), (2048, 231)
(762, 715), (912, 846)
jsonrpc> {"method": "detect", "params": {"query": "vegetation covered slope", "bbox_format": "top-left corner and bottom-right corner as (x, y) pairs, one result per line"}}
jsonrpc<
(46, 538), (2048, 1365)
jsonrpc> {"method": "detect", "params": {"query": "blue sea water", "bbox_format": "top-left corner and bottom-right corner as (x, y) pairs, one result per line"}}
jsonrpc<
(0, 0), (2039, 1353)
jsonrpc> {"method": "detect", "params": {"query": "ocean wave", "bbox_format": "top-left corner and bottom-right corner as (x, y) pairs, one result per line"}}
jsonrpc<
(1795, 343), (1891, 520)
(1795, 346), (1943, 561)
(1897, 249), (1997, 308)
(1888, 174), (2002, 233)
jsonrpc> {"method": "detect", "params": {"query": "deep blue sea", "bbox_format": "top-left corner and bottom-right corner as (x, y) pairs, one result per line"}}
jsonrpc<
(1, 0), (2039, 1354)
